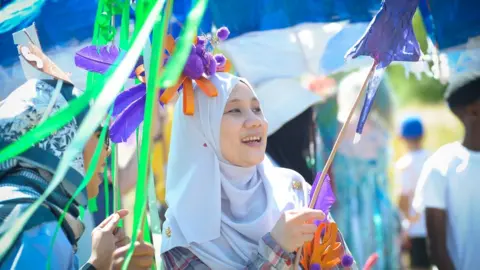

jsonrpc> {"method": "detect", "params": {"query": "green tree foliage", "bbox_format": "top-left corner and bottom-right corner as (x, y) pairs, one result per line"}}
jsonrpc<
(387, 11), (447, 106)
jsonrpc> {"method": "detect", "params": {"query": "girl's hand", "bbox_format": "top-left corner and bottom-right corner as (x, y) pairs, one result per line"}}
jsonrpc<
(270, 209), (325, 252)
(88, 209), (129, 269)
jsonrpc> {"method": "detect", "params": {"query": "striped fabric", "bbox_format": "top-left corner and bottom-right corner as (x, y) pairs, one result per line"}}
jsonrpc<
(162, 232), (356, 269)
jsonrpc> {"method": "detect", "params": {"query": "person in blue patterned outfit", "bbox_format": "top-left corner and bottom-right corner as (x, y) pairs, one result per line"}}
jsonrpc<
(0, 79), (154, 270)
(161, 73), (355, 269)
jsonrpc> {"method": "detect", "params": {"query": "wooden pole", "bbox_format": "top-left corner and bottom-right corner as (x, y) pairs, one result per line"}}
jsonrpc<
(293, 61), (377, 267)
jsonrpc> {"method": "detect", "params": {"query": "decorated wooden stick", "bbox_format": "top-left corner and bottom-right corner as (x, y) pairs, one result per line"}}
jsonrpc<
(293, 62), (377, 268)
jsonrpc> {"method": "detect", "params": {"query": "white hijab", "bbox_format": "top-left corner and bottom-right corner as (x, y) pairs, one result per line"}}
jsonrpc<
(161, 73), (305, 269)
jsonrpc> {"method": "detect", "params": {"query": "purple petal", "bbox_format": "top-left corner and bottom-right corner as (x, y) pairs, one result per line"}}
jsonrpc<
(109, 95), (146, 143)
(195, 45), (206, 56)
(75, 45), (141, 79)
(345, 0), (421, 68)
(310, 172), (336, 225)
(112, 84), (147, 116)
(196, 36), (206, 47)
(75, 45), (120, 74)
(216, 27), (230, 41)
(203, 52), (217, 76)
(214, 54), (226, 67)
(184, 52), (204, 79)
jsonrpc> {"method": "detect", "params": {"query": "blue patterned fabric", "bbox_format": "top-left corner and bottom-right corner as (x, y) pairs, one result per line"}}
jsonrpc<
(0, 79), (87, 268)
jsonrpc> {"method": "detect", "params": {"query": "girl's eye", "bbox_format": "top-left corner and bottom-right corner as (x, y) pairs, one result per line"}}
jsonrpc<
(253, 107), (262, 113)
(228, 108), (241, 113)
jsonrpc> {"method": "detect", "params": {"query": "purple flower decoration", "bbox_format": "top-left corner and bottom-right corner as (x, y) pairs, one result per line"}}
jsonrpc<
(203, 52), (217, 76)
(184, 48), (205, 79)
(196, 36), (207, 47)
(105, 27), (233, 143)
(310, 172), (336, 226)
(214, 54), (227, 67)
(344, 0), (421, 142)
(216, 27), (230, 41)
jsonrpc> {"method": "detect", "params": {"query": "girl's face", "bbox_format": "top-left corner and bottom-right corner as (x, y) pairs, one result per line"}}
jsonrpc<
(83, 131), (111, 198)
(220, 82), (268, 167)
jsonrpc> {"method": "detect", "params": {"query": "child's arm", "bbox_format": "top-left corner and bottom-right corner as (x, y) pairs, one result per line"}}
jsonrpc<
(412, 158), (453, 270)
(426, 208), (455, 270)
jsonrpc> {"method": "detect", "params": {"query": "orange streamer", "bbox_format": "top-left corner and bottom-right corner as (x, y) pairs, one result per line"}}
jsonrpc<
(160, 75), (186, 104)
(182, 79), (194, 115)
(165, 35), (176, 54)
(196, 77), (218, 97)
(224, 59), (233, 73)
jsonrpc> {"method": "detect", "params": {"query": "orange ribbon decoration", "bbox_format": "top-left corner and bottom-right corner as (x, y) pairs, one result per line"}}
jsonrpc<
(158, 34), (222, 116)
(133, 34), (230, 115)
(301, 222), (344, 270)
(129, 35), (227, 115)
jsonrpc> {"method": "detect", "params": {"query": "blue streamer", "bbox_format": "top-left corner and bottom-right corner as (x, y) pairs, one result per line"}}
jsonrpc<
(354, 67), (385, 144)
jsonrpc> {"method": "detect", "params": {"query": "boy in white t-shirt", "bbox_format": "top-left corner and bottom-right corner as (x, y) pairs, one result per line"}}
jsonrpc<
(396, 116), (431, 269)
(413, 74), (480, 270)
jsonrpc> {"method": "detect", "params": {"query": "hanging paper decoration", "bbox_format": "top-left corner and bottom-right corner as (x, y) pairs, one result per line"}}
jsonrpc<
(345, 0), (421, 143)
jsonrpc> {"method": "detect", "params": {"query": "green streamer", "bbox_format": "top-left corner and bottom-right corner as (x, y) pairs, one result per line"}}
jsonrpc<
(0, 3), (157, 260)
(104, 163), (110, 218)
(147, 166), (163, 270)
(132, 0), (146, 43)
(47, 116), (111, 270)
(109, 0), (131, 229)
(88, 198), (98, 212)
(120, 0), (130, 49)
(122, 0), (167, 267)
(124, 0), (208, 268)
(78, 206), (86, 221)
(111, 146), (123, 228)
(143, 215), (152, 243)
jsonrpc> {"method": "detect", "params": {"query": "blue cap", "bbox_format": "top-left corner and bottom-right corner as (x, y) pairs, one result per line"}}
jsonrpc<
(400, 116), (424, 139)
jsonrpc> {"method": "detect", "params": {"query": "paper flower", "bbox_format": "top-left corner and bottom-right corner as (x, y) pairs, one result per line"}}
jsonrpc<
(216, 27), (230, 41)
(344, 0), (421, 142)
(159, 29), (233, 115)
(105, 27), (234, 142)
